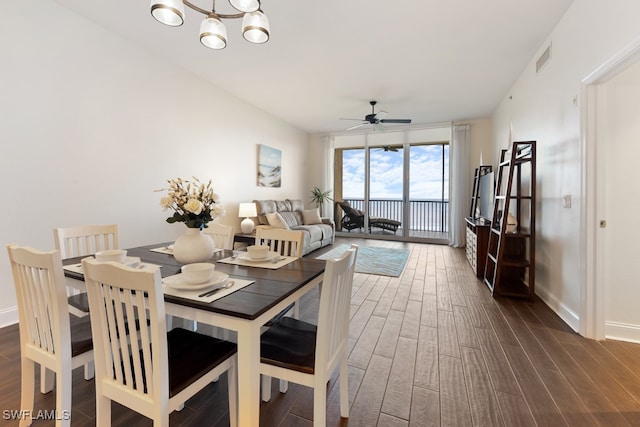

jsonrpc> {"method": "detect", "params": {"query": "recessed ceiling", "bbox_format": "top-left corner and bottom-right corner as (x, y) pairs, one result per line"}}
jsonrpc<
(53, 0), (574, 134)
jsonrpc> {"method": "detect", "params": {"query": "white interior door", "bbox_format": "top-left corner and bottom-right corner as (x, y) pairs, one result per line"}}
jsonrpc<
(601, 60), (640, 341)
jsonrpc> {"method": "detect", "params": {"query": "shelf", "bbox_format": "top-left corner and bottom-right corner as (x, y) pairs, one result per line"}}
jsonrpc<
(483, 141), (536, 300)
(500, 256), (530, 268)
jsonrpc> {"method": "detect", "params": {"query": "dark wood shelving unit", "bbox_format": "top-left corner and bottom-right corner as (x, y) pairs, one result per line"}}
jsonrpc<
(483, 141), (536, 299)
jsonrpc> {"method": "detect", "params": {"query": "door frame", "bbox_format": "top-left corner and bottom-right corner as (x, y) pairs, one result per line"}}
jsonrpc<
(581, 34), (640, 339)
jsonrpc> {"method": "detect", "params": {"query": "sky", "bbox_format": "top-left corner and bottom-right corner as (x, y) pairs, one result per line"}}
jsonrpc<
(342, 144), (449, 200)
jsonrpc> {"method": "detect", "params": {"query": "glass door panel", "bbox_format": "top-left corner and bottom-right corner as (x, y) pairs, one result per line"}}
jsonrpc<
(337, 148), (366, 233)
(368, 145), (404, 236)
(408, 143), (449, 239)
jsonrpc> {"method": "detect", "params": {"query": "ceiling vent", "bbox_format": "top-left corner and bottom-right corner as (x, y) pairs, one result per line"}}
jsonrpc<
(536, 43), (552, 74)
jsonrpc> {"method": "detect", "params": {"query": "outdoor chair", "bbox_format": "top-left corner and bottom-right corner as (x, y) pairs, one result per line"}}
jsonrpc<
(336, 201), (401, 234)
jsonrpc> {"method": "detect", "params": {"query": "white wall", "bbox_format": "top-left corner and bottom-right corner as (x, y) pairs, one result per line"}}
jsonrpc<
(0, 1), (309, 326)
(492, 0), (640, 331)
(603, 61), (640, 339)
(458, 118), (493, 175)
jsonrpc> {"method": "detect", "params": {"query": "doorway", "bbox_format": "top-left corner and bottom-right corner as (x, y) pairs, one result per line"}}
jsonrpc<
(582, 37), (640, 340)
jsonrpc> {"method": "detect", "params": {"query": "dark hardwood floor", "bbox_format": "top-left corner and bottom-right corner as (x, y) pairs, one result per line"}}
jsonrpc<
(3, 237), (640, 426)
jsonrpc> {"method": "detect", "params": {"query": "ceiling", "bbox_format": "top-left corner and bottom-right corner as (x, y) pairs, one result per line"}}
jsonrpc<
(53, 0), (574, 134)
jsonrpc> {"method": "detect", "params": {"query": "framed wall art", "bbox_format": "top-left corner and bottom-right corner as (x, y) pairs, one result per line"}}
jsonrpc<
(257, 144), (281, 187)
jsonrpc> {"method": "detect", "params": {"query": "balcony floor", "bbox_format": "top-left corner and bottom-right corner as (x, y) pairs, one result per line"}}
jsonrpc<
(336, 227), (448, 244)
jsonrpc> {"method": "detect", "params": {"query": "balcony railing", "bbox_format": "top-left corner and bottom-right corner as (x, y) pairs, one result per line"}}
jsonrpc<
(341, 198), (449, 233)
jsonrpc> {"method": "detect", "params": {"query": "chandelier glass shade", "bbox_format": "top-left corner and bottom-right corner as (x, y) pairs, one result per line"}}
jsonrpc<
(151, 0), (185, 26)
(229, 0), (259, 13)
(150, 0), (269, 49)
(242, 10), (269, 44)
(199, 14), (227, 49)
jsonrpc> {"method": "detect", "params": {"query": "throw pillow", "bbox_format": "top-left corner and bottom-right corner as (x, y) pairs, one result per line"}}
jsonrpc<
(266, 212), (290, 229)
(302, 208), (322, 225)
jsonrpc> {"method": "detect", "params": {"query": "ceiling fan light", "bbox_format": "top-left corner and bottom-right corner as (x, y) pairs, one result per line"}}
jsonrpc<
(200, 15), (227, 49)
(229, 0), (260, 13)
(150, 0), (185, 27)
(242, 10), (269, 44)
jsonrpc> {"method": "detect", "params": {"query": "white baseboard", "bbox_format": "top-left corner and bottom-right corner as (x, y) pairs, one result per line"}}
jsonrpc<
(604, 321), (640, 344)
(535, 285), (580, 333)
(0, 306), (18, 328)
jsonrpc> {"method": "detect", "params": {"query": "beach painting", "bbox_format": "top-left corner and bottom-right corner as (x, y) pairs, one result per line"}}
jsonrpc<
(257, 144), (281, 187)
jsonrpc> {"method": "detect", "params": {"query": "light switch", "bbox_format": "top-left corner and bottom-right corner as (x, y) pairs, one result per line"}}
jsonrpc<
(562, 194), (572, 208)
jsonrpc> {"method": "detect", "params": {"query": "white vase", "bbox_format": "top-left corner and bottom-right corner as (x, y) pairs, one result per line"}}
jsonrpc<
(173, 227), (215, 264)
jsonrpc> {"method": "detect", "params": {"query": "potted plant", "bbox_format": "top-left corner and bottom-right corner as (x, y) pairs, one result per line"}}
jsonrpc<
(310, 187), (333, 216)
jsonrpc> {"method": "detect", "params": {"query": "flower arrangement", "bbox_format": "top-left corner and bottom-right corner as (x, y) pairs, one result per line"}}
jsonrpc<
(157, 177), (225, 229)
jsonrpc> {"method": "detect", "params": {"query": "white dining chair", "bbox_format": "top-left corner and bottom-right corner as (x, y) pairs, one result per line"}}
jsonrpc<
(260, 244), (358, 427)
(54, 224), (119, 259)
(256, 228), (305, 322)
(54, 224), (119, 316)
(204, 223), (234, 250)
(53, 224), (118, 386)
(81, 257), (238, 427)
(255, 227), (304, 259)
(255, 228), (307, 392)
(7, 244), (94, 427)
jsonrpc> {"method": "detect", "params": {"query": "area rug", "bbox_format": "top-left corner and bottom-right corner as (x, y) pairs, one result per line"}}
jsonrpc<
(316, 245), (410, 277)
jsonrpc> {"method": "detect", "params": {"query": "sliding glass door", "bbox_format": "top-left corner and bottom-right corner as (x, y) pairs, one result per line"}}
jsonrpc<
(334, 133), (449, 242)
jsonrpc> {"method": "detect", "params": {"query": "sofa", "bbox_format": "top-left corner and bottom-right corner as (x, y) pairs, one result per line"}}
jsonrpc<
(253, 199), (334, 256)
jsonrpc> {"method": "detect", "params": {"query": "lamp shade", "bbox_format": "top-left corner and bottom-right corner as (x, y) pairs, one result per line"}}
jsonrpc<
(238, 202), (257, 218)
(242, 10), (270, 44)
(229, 0), (260, 13)
(200, 15), (227, 49)
(150, 0), (185, 27)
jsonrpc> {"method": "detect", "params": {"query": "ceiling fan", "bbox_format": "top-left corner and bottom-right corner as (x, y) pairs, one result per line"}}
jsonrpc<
(341, 100), (412, 131)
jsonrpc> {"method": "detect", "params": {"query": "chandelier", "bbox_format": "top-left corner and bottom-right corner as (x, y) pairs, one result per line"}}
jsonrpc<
(150, 0), (269, 50)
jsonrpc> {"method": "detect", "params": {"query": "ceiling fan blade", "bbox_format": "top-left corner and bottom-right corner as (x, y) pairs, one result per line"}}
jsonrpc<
(374, 111), (388, 121)
(340, 117), (364, 121)
(380, 119), (412, 124)
(346, 123), (366, 131)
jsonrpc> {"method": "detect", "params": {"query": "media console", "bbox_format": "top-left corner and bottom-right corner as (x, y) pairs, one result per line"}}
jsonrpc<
(465, 217), (490, 279)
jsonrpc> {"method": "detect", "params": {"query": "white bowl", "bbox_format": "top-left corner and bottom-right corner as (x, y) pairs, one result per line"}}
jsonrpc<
(95, 249), (127, 263)
(181, 262), (215, 285)
(247, 245), (269, 260)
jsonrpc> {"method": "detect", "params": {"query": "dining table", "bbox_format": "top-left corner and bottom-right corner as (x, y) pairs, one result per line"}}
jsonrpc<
(62, 242), (326, 427)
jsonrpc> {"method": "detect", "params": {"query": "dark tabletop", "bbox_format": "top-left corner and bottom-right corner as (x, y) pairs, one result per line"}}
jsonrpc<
(63, 242), (326, 321)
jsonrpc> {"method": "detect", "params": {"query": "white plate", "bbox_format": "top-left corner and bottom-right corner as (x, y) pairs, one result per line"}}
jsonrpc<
(163, 271), (229, 291)
(238, 251), (278, 262)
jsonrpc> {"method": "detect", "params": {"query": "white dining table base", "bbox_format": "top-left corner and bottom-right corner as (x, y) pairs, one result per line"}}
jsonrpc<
(164, 273), (323, 426)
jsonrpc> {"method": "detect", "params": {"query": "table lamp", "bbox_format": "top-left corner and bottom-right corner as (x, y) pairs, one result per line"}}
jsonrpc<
(239, 202), (257, 234)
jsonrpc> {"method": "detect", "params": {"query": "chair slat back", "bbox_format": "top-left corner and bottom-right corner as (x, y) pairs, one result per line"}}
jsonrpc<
(316, 245), (357, 373)
(338, 201), (362, 218)
(82, 258), (168, 411)
(255, 228), (304, 258)
(7, 245), (71, 362)
(204, 223), (234, 250)
(54, 224), (119, 259)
